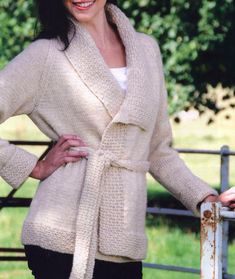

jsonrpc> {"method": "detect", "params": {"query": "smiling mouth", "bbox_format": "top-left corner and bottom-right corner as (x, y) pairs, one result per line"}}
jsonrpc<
(72, 0), (96, 9)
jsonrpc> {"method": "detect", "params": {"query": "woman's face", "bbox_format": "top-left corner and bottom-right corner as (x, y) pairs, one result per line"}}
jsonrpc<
(64, 0), (107, 24)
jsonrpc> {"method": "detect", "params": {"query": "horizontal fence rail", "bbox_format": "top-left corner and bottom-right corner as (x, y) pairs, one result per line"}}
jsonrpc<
(0, 141), (235, 278)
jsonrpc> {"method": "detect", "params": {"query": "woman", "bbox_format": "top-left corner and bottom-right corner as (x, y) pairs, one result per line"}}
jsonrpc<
(0, 0), (235, 278)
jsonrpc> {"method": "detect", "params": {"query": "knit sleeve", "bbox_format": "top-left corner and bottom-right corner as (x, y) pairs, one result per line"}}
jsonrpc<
(147, 37), (218, 216)
(0, 39), (50, 189)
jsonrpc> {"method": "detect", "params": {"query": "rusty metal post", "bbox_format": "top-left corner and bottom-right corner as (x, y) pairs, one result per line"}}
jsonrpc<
(201, 202), (223, 279)
(220, 146), (230, 277)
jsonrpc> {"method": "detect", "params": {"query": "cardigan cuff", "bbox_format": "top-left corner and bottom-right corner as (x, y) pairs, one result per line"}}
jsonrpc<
(195, 190), (219, 217)
(0, 146), (38, 189)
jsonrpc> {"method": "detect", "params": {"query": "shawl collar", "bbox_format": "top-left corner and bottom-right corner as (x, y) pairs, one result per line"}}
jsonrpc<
(65, 4), (157, 131)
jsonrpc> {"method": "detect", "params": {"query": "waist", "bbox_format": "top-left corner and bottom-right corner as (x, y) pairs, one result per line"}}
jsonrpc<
(70, 146), (150, 173)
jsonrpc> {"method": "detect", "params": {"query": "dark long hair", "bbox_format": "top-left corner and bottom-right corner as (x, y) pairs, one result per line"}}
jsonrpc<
(34, 0), (118, 49)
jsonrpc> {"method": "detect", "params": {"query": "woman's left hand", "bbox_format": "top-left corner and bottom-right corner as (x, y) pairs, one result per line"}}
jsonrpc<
(203, 187), (235, 209)
(218, 187), (235, 209)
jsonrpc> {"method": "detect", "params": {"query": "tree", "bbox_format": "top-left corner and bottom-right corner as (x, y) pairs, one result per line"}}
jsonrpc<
(119, 0), (235, 115)
(0, 0), (234, 115)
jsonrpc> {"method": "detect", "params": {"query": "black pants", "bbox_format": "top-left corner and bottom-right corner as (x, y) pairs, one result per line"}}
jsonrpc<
(24, 245), (143, 279)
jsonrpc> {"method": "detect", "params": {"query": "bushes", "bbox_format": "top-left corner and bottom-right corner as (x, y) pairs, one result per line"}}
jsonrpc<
(119, 0), (235, 114)
(0, 0), (35, 67)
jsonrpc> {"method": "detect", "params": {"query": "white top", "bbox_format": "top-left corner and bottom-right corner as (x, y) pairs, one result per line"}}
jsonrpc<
(109, 66), (127, 91)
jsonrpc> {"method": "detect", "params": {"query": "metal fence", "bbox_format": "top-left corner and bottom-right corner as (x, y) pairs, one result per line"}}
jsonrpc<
(0, 141), (235, 278)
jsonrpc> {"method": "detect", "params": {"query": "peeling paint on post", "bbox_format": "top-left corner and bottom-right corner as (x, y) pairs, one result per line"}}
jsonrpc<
(201, 202), (222, 279)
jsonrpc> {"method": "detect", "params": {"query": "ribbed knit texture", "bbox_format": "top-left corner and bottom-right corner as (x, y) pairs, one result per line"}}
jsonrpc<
(0, 3), (218, 279)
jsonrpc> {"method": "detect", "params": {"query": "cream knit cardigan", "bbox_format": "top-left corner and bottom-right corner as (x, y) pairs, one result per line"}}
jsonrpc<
(0, 4), (217, 279)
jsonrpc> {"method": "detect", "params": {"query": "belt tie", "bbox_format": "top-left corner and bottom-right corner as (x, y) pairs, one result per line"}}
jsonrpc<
(69, 147), (150, 279)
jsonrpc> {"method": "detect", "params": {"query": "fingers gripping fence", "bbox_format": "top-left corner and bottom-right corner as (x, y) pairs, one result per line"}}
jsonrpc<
(1, 142), (235, 278)
(201, 203), (235, 279)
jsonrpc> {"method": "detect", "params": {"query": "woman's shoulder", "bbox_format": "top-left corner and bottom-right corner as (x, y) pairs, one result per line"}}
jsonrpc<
(1, 38), (53, 83)
(4, 38), (51, 69)
(22, 38), (52, 58)
(136, 32), (161, 58)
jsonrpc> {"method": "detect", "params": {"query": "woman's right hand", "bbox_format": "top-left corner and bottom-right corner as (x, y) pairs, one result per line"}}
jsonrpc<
(30, 134), (88, 180)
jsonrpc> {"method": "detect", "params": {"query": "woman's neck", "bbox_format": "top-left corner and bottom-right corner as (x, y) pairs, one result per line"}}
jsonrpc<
(80, 11), (117, 50)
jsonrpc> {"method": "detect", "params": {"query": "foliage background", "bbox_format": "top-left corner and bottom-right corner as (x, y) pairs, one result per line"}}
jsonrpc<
(0, 0), (234, 115)
(122, 0), (235, 115)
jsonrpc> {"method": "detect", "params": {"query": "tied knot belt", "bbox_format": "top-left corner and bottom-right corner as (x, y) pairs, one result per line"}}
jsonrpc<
(69, 147), (150, 279)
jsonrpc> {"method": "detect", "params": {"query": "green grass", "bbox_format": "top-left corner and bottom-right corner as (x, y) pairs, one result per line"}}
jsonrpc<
(0, 264), (32, 279)
(1, 110), (235, 278)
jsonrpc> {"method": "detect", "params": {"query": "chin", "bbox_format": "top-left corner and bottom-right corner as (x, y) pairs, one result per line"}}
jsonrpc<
(65, 0), (107, 24)
(72, 13), (94, 23)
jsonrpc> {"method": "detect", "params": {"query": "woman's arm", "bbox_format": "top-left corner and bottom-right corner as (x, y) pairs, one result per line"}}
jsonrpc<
(0, 39), (91, 186)
(147, 37), (219, 215)
(0, 39), (50, 189)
